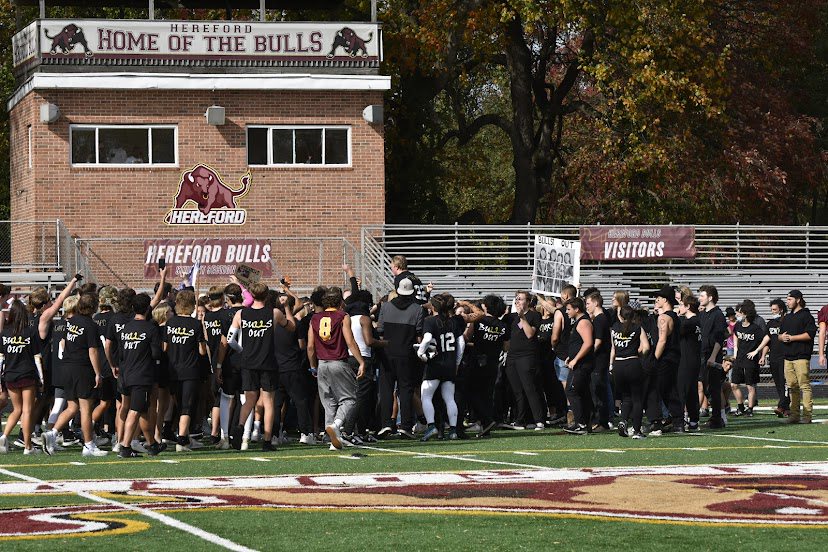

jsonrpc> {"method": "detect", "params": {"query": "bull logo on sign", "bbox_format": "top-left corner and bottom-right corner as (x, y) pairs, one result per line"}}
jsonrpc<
(44, 24), (93, 57)
(326, 27), (373, 58)
(166, 165), (251, 226)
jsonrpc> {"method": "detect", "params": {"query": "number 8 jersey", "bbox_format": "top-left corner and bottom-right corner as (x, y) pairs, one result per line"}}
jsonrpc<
(310, 308), (348, 361)
(423, 315), (465, 381)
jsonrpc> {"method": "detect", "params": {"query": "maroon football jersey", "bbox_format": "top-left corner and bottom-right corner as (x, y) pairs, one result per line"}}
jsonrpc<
(311, 309), (349, 360)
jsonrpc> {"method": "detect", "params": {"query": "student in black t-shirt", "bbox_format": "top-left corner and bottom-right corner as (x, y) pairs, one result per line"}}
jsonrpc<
(0, 300), (44, 454)
(677, 295), (702, 431)
(42, 293), (106, 457)
(562, 297), (595, 435)
(505, 291), (546, 430)
(779, 290), (817, 424)
(112, 293), (164, 458)
(417, 294), (465, 441)
(551, 284), (577, 423)
(731, 302), (766, 417)
(610, 304), (650, 438)
(763, 299), (790, 416)
(468, 294), (508, 437)
(226, 282), (295, 451)
(585, 292), (611, 431)
(164, 291), (208, 452)
(92, 288), (117, 443)
(535, 295), (567, 424)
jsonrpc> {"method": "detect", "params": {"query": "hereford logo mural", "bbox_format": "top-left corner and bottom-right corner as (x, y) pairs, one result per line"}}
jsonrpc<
(165, 164), (251, 225)
(326, 27), (373, 58)
(45, 23), (93, 57)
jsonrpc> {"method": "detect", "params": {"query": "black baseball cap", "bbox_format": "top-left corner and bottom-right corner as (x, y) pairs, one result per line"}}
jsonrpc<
(655, 285), (677, 307)
(788, 290), (804, 300)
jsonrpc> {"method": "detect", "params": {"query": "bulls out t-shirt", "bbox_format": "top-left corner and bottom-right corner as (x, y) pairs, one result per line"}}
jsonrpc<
(165, 314), (205, 381)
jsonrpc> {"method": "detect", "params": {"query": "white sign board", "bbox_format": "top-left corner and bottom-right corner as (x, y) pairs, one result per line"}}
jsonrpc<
(531, 235), (581, 297)
(15, 19), (381, 68)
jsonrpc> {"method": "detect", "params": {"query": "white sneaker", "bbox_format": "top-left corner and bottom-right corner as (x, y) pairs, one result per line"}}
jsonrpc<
(32, 435), (43, 446)
(131, 440), (148, 454)
(325, 424), (343, 450)
(82, 443), (108, 457)
(189, 438), (204, 450)
(240, 438), (250, 451)
(24, 447), (42, 455)
(299, 433), (318, 445)
(0, 435), (8, 453)
(329, 443), (338, 451)
(176, 443), (192, 452)
(215, 438), (229, 450)
(111, 442), (121, 453)
(413, 422), (427, 434)
(42, 430), (57, 455)
(251, 427), (262, 443)
(277, 430), (289, 445)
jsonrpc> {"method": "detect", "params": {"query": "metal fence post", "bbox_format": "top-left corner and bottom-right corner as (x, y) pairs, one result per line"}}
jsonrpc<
(454, 222), (458, 271)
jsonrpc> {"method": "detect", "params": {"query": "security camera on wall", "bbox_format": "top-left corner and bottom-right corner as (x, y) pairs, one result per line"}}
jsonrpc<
(362, 105), (383, 124)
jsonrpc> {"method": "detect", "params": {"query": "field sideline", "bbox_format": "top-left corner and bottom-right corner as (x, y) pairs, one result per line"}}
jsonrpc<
(0, 410), (826, 550)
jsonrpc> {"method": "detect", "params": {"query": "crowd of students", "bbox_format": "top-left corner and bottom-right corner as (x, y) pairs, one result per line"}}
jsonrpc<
(0, 255), (820, 458)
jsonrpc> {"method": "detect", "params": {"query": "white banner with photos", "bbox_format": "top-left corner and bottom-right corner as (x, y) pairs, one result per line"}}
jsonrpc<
(531, 235), (581, 297)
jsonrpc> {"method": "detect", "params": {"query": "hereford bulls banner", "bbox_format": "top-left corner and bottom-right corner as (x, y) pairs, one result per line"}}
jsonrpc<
(579, 225), (696, 261)
(144, 239), (272, 279)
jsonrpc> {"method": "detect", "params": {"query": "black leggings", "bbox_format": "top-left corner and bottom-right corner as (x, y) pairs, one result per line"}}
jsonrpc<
(677, 360), (700, 424)
(614, 358), (644, 432)
(468, 355), (499, 426)
(506, 355), (546, 424)
(540, 353), (567, 418)
(769, 358), (790, 410)
(177, 379), (201, 417)
(566, 362), (593, 427)
(275, 369), (314, 434)
(380, 355), (418, 430)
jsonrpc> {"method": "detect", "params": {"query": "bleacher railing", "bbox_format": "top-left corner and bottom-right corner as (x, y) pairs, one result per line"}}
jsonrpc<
(361, 223), (828, 311)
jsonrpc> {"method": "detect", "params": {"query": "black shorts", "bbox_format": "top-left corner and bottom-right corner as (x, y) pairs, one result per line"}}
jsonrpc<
(126, 385), (152, 413)
(424, 361), (455, 382)
(155, 362), (170, 390)
(64, 369), (95, 401)
(93, 376), (116, 402)
(176, 379), (201, 416)
(221, 365), (242, 396)
(241, 369), (276, 392)
(732, 360), (759, 385)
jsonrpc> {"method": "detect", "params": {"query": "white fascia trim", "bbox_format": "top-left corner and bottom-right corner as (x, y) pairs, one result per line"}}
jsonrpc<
(8, 72), (391, 111)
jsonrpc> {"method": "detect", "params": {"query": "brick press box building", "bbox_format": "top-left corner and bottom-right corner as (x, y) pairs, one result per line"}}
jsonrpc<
(8, 1), (389, 289)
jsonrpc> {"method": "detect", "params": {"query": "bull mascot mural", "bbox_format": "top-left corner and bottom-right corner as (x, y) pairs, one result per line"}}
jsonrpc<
(44, 24), (93, 57)
(326, 27), (373, 58)
(173, 165), (251, 215)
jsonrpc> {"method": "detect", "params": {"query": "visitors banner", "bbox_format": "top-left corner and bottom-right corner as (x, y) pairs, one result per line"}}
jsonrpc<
(579, 226), (696, 261)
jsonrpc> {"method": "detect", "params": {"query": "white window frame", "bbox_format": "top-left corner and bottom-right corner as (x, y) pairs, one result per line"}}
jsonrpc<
(246, 125), (352, 168)
(69, 124), (179, 167)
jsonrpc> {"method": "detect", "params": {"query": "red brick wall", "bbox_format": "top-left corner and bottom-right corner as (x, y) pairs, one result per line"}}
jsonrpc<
(9, 88), (385, 288)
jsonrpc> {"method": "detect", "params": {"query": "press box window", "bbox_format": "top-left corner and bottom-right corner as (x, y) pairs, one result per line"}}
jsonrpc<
(70, 125), (177, 166)
(247, 126), (350, 166)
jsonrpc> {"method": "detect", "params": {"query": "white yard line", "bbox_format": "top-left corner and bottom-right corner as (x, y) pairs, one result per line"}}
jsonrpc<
(356, 444), (551, 470)
(0, 467), (256, 552)
(687, 433), (827, 445)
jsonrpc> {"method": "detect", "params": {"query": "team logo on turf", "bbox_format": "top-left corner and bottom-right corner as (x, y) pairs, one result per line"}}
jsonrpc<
(165, 164), (251, 225)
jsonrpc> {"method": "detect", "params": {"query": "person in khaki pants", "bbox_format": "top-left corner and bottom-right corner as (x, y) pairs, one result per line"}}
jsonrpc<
(779, 290), (816, 424)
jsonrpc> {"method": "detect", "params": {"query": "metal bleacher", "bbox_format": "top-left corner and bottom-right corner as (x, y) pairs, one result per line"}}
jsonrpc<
(360, 224), (828, 392)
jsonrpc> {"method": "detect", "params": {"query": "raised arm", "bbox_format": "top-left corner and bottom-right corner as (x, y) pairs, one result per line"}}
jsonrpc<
(39, 276), (79, 340)
(150, 267), (169, 309)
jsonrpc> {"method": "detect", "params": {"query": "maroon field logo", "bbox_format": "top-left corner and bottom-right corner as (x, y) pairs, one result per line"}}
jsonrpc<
(165, 164), (251, 225)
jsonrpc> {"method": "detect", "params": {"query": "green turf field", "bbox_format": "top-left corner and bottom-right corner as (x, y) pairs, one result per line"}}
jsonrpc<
(0, 410), (825, 550)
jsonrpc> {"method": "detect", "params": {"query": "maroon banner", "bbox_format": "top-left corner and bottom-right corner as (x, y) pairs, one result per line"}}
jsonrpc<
(144, 238), (272, 279)
(579, 226), (696, 261)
